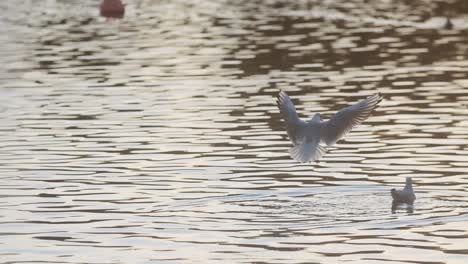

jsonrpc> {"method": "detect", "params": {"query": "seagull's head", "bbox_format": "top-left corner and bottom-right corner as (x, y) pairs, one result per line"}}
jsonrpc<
(404, 177), (414, 190)
(390, 188), (398, 200)
(312, 113), (322, 122)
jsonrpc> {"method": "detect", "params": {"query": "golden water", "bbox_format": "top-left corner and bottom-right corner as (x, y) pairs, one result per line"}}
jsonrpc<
(1, 0), (468, 263)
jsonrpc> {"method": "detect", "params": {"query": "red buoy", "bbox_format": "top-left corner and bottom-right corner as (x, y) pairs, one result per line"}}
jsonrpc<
(100, 0), (125, 19)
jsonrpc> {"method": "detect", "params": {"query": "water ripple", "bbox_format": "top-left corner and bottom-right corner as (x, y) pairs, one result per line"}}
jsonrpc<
(1, 0), (468, 263)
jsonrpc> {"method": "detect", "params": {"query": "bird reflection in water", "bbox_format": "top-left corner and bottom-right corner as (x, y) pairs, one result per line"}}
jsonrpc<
(392, 201), (414, 214)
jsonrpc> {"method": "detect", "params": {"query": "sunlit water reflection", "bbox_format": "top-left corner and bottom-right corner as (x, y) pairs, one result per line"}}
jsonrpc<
(1, 0), (468, 263)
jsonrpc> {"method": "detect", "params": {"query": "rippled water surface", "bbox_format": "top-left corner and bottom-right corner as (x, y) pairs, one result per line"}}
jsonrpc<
(2, 0), (468, 263)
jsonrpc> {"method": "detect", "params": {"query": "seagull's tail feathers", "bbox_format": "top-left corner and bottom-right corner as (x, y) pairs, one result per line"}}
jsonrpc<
(289, 142), (327, 163)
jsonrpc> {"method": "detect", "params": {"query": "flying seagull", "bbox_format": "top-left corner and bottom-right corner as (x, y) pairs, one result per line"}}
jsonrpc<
(276, 91), (382, 163)
(391, 177), (416, 204)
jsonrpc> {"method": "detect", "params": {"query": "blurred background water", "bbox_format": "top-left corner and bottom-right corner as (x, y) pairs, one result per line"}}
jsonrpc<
(1, 0), (468, 263)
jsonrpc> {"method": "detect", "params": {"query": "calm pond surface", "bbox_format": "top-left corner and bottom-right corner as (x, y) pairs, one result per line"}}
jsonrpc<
(1, 0), (468, 263)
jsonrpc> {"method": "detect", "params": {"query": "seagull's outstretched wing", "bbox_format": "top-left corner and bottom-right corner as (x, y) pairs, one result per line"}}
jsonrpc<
(276, 91), (307, 145)
(321, 93), (382, 146)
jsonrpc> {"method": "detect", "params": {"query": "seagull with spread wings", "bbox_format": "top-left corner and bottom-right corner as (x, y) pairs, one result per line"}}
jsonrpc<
(276, 91), (382, 163)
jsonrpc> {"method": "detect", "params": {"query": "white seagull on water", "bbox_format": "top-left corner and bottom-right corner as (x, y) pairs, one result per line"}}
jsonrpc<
(276, 91), (382, 163)
(391, 177), (416, 204)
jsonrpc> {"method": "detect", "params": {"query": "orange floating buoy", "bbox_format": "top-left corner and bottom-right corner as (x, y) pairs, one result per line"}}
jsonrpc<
(100, 0), (125, 19)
